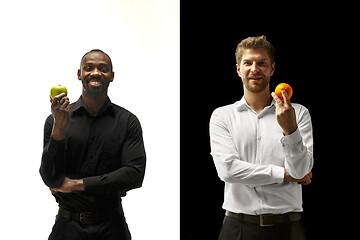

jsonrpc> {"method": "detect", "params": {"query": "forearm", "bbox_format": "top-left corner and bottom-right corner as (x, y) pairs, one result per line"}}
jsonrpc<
(212, 151), (284, 186)
(51, 165), (145, 194)
(51, 123), (66, 141)
(83, 165), (145, 195)
(282, 129), (313, 179)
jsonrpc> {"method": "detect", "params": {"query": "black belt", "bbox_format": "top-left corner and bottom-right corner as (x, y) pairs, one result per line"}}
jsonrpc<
(225, 211), (301, 227)
(58, 207), (123, 224)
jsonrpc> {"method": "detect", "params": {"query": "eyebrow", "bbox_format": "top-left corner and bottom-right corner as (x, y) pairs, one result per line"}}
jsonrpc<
(242, 58), (269, 62)
(83, 62), (110, 66)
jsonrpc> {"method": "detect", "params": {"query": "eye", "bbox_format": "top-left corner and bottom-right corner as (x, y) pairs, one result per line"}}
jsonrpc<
(243, 61), (252, 66)
(258, 61), (267, 66)
(84, 66), (92, 71)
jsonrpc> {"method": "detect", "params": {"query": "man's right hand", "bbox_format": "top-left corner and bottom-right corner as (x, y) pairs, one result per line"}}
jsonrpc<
(50, 93), (70, 141)
(284, 168), (312, 185)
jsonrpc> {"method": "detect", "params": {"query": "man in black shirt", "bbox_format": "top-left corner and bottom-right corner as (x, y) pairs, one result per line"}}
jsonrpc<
(40, 49), (146, 240)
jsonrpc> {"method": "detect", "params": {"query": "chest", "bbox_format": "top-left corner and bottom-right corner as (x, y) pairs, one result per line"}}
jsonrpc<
(64, 114), (127, 176)
(228, 109), (285, 165)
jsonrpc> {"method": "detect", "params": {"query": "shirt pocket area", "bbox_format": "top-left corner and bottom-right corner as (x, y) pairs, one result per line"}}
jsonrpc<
(98, 140), (122, 172)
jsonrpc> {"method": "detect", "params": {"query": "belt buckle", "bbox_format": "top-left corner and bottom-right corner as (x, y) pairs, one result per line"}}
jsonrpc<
(260, 214), (275, 227)
(79, 212), (94, 224)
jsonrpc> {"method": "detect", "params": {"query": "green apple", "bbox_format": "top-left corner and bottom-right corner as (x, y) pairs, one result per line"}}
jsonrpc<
(50, 85), (68, 99)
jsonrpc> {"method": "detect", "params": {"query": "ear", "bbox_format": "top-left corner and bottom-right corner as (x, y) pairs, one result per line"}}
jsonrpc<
(77, 69), (81, 80)
(270, 62), (275, 76)
(110, 71), (114, 82)
(236, 64), (241, 77)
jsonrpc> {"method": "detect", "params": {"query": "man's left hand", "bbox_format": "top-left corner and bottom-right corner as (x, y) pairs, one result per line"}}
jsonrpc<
(284, 169), (313, 185)
(297, 171), (313, 185)
(271, 88), (298, 136)
(50, 177), (84, 193)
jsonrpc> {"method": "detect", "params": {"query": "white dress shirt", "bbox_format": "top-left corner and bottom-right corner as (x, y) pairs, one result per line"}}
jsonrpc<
(210, 96), (313, 215)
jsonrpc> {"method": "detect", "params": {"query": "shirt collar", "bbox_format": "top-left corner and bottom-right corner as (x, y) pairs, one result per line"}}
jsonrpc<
(235, 97), (249, 111)
(71, 96), (115, 116)
(235, 96), (276, 112)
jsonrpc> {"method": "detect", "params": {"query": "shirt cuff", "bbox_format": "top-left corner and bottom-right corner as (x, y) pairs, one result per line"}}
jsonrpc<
(280, 128), (302, 146)
(83, 175), (101, 193)
(271, 165), (284, 183)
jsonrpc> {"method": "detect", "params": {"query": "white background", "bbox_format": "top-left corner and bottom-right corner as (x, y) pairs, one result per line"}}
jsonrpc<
(0, 0), (179, 239)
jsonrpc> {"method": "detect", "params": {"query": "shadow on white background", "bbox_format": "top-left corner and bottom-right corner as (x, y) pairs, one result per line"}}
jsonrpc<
(0, 0), (179, 239)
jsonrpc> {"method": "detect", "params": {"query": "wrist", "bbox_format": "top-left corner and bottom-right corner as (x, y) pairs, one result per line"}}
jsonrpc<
(284, 168), (293, 182)
(283, 126), (298, 136)
(72, 179), (85, 191)
(284, 168), (289, 181)
(51, 125), (66, 141)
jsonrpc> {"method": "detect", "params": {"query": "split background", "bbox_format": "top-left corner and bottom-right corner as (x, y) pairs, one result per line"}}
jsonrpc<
(0, 1), (356, 239)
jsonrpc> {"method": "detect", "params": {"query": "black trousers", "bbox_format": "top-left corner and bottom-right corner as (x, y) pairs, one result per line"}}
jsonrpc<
(48, 214), (131, 240)
(218, 215), (306, 240)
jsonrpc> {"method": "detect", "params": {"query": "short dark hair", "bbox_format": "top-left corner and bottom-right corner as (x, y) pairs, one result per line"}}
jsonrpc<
(80, 49), (113, 71)
(235, 35), (275, 65)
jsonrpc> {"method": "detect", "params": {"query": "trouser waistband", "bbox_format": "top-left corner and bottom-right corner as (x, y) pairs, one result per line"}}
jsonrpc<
(58, 206), (124, 225)
(225, 211), (302, 227)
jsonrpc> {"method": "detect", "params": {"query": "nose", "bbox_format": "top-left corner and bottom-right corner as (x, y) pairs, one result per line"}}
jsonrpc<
(90, 68), (101, 77)
(250, 62), (259, 73)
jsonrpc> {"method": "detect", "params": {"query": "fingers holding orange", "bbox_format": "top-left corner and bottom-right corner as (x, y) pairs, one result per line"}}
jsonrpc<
(274, 83), (293, 101)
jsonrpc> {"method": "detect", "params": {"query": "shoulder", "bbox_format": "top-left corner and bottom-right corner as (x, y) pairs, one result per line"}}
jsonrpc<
(110, 103), (142, 127)
(210, 102), (239, 127)
(111, 103), (137, 118)
(291, 102), (311, 123)
(211, 102), (237, 117)
(291, 103), (310, 115)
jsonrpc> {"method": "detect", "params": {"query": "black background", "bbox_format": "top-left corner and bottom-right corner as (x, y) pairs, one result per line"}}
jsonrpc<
(180, 2), (356, 240)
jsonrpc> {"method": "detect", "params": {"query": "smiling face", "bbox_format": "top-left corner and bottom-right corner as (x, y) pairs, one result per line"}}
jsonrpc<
(78, 50), (114, 99)
(236, 48), (275, 93)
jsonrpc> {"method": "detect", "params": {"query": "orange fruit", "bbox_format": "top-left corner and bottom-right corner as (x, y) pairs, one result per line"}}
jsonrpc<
(274, 83), (293, 101)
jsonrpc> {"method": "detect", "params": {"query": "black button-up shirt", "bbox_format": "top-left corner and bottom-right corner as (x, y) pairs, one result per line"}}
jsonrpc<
(40, 96), (146, 212)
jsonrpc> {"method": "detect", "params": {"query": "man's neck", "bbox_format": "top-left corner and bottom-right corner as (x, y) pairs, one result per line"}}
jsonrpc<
(244, 87), (272, 114)
(82, 91), (108, 116)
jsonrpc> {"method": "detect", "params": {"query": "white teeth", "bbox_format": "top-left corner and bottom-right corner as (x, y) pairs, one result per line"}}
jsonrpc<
(89, 80), (102, 86)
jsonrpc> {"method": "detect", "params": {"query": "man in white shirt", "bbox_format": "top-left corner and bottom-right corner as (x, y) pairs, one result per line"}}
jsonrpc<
(210, 35), (313, 240)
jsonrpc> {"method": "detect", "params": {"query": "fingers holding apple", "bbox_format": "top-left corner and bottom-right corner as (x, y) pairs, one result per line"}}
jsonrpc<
(51, 92), (68, 106)
(51, 93), (70, 119)
(50, 85), (70, 140)
(50, 85), (70, 111)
